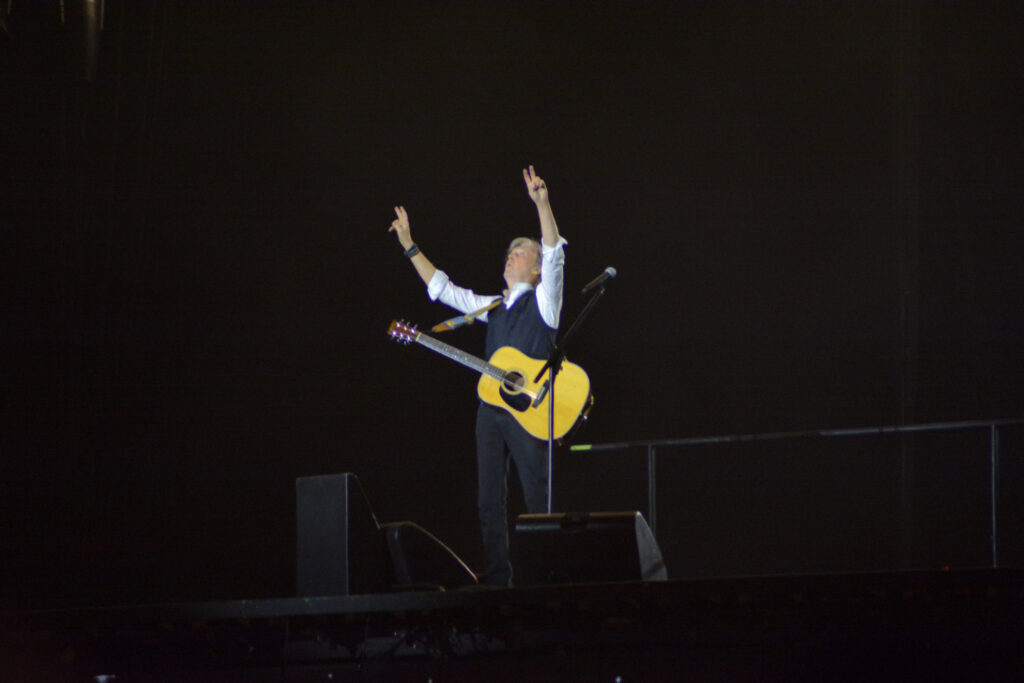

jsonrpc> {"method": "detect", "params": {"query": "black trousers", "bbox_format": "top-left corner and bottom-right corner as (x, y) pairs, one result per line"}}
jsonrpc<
(475, 403), (548, 587)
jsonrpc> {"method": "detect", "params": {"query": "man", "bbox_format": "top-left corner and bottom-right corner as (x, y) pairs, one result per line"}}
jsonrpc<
(389, 165), (566, 587)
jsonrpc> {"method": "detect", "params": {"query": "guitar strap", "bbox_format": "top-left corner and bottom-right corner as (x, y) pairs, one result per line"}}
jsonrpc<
(431, 297), (503, 333)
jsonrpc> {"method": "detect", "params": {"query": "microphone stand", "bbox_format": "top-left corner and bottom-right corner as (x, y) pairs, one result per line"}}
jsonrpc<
(534, 280), (610, 513)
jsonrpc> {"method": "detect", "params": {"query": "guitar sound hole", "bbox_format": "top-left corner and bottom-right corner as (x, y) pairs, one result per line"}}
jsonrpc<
(499, 370), (532, 413)
(501, 371), (525, 393)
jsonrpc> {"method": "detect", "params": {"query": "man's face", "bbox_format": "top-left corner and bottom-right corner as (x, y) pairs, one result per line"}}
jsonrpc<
(504, 245), (541, 286)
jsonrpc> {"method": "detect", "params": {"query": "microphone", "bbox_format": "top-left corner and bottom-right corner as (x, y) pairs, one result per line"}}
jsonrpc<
(581, 266), (617, 294)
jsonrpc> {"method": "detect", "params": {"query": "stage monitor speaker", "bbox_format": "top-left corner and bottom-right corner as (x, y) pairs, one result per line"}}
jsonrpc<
(296, 473), (389, 596)
(381, 521), (478, 591)
(514, 511), (668, 586)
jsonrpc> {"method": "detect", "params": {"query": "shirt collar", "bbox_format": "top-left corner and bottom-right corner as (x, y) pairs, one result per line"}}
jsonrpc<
(504, 281), (535, 307)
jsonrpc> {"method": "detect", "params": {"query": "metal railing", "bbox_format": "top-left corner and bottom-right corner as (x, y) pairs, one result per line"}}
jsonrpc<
(571, 418), (1024, 568)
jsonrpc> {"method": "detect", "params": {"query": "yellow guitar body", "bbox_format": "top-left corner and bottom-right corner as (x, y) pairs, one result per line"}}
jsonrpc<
(387, 321), (593, 442)
(476, 346), (592, 441)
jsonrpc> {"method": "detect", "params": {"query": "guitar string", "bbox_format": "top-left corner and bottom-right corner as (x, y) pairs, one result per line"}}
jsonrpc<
(413, 332), (538, 397)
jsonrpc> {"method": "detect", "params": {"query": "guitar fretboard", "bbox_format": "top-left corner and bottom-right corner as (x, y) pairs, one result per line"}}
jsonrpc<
(414, 332), (506, 381)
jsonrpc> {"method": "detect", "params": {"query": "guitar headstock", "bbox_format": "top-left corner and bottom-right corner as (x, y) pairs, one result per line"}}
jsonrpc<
(387, 319), (419, 345)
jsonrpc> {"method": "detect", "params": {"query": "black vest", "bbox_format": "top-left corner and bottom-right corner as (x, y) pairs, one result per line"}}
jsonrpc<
(485, 292), (556, 360)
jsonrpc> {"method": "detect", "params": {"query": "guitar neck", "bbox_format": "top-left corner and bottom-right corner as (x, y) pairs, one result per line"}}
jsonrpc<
(414, 331), (504, 381)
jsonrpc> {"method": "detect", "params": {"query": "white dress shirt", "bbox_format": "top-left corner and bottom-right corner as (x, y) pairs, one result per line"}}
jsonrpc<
(427, 237), (567, 328)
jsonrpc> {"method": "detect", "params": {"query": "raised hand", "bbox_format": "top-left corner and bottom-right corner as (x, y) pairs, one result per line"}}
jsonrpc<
(523, 165), (549, 205)
(388, 205), (413, 250)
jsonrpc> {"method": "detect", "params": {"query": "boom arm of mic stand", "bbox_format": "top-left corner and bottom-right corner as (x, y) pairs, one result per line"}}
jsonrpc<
(535, 282), (608, 383)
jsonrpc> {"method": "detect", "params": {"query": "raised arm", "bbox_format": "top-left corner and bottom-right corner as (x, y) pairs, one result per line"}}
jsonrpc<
(522, 166), (566, 328)
(523, 165), (560, 247)
(389, 205), (437, 286)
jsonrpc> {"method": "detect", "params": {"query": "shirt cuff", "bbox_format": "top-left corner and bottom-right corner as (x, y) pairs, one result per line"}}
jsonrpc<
(542, 236), (568, 255)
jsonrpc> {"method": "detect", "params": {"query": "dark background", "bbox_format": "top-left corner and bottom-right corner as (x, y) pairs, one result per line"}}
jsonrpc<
(2, 1), (1022, 608)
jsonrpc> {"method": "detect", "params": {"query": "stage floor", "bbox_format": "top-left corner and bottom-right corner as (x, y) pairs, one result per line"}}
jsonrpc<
(4, 568), (1023, 681)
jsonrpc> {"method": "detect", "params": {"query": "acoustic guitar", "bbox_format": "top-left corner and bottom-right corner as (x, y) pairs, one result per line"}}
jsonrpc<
(387, 320), (593, 441)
